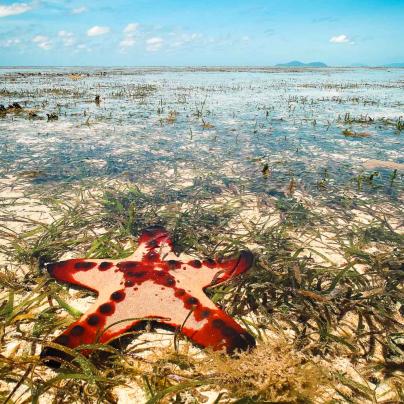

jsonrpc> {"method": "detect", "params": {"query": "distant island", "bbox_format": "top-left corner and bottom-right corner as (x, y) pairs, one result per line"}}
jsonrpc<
(275, 60), (328, 68)
(274, 61), (404, 68)
(385, 62), (404, 68)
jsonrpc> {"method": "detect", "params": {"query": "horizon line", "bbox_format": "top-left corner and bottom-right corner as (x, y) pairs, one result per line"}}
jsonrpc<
(1, 64), (404, 69)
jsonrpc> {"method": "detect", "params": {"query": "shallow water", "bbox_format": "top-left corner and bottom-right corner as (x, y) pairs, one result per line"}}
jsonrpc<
(0, 67), (403, 199)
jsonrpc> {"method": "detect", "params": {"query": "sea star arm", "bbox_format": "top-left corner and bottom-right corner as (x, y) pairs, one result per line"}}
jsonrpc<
(211, 250), (254, 284)
(180, 309), (256, 353)
(184, 250), (254, 289)
(129, 225), (174, 261)
(40, 302), (113, 367)
(46, 258), (123, 293)
(46, 259), (113, 292)
(45, 225), (173, 292)
(40, 294), (146, 367)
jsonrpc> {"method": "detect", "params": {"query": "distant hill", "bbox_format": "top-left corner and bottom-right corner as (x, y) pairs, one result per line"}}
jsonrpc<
(385, 62), (404, 68)
(275, 60), (328, 68)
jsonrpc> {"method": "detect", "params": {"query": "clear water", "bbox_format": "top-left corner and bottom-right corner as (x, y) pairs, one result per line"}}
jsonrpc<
(0, 67), (403, 199)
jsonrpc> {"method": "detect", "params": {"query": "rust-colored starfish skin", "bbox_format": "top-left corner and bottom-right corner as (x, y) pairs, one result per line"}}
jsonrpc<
(41, 226), (255, 367)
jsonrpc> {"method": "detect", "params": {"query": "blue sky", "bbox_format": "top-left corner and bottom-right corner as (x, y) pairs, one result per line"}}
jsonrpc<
(0, 0), (403, 66)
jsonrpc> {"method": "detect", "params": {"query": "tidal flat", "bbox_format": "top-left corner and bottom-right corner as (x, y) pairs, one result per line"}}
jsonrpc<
(0, 67), (403, 403)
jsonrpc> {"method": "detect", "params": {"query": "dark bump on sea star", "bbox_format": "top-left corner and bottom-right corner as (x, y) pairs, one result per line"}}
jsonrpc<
(111, 290), (125, 302)
(221, 324), (239, 338)
(70, 325), (85, 336)
(125, 280), (134, 287)
(55, 335), (70, 345)
(165, 277), (175, 286)
(147, 239), (159, 248)
(167, 260), (180, 269)
(175, 288), (186, 297)
(212, 318), (225, 328)
(205, 258), (215, 267)
(190, 260), (202, 268)
(99, 303), (114, 315)
(187, 297), (199, 305)
(127, 270), (147, 278)
(99, 261), (113, 271)
(87, 314), (100, 326)
(75, 261), (96, 270)
(146, 251), (158, 261)
(118, 261), (137, 270)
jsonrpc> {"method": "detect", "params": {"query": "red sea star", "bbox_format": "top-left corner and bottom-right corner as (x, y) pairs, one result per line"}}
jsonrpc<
(41, 226), (255, 367)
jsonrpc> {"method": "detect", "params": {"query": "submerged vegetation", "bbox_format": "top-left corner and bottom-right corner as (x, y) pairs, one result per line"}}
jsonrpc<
(0, 67), (403, 402)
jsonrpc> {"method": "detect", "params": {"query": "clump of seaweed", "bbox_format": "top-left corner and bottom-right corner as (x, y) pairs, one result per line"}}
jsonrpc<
(0, 102), (23, 115)
(342, 129), (371, 138)
(46, 113), (59, 121)
(200, 342), (328, 402)
(144, 339), (330, 403)
(396, 117), (404, 131)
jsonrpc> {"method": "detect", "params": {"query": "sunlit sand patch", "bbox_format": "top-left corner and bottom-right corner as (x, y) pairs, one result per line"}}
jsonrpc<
(83, 159), (108, 169)
(363, 159), (404, 171)
(68, 74), (84, 81)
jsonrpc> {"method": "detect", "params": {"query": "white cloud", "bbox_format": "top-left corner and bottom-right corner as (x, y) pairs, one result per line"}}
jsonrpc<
(330, 34), (353, 44)
(124, 23), (139, 34)
(0, 38), (21, 47)
(119, 22), (139, 50)
(58, 30), (75, 46)
(167, 32), (202, 49)
(87, 26), (110, 37)
(0, 2), (32, 17)
(146, 37), (163, 52)
(72, 6), (87, 14)
(120, 36), (136, 49)
(75, 43), (91, 53)
(32, 35), (52, 50)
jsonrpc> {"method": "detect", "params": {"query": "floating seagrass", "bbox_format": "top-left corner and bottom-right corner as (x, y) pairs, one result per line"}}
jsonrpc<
(41, 226), (255, 367)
